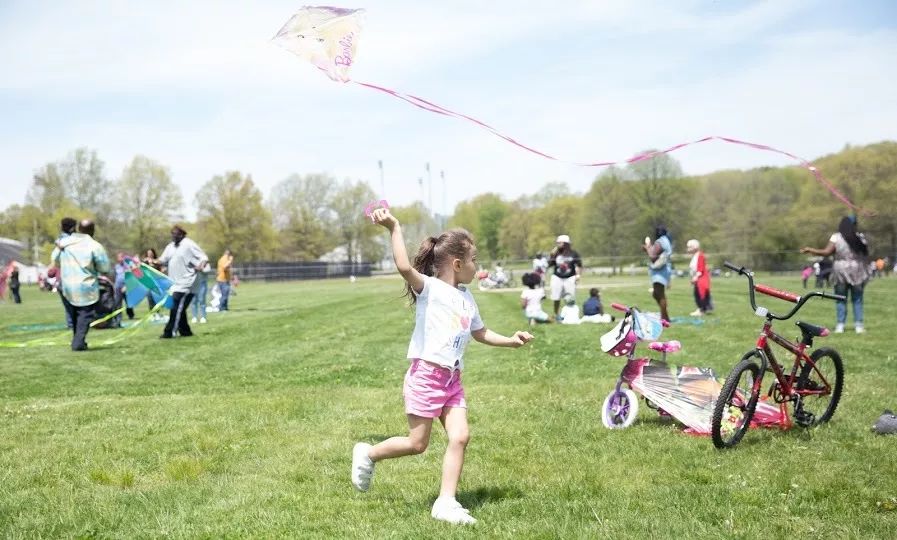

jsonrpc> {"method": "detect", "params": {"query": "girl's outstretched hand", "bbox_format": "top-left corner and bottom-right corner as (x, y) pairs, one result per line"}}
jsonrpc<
(510, 331), (535, 347)
(370, 207), (399, 231)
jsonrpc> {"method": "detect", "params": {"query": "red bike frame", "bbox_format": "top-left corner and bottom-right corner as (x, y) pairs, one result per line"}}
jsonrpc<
(742, 280), (840, 407)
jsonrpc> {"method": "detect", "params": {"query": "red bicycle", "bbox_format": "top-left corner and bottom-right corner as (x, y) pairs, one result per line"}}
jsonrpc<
(710, 262), (845, 449)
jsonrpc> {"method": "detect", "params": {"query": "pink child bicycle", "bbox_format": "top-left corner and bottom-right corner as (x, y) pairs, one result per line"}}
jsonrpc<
(600, 303), (685, 429)
(600, 302), (789, 434)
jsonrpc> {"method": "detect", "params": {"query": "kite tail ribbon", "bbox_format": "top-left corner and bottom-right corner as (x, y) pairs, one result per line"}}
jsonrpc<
(353, 81), (869, 215)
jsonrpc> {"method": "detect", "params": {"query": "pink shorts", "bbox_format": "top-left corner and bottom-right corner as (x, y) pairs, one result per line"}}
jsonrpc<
(403, 359), (467, 418)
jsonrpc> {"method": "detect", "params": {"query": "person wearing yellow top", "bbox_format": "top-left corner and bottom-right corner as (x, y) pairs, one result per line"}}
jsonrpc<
(216, 249), (234, 311)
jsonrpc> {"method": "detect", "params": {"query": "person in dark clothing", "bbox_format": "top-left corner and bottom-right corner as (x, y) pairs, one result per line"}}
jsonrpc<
(582, 288), (604, 316)
(548, 234), (583, 319)
(8, 267), (21, 304)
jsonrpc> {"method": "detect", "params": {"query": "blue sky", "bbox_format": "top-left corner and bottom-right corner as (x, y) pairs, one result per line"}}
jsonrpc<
(1, 0), (895, 219)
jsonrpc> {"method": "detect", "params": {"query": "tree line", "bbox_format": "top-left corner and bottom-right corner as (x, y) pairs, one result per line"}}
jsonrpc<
(1, 141), (895, 270)
(0, 151), (383, 265)
(452, 141), (897, 271)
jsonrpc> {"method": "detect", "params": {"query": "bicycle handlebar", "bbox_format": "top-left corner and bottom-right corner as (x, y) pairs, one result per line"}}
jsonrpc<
(723, 261), (744, 274)
(609, 302), (670, 327)
(723, 261), (846, 320)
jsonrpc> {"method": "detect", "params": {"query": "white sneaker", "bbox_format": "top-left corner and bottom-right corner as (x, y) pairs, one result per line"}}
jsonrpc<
(191, 316), (197, 324)
(200, 317), (207, 324)
(855, 325), (865, 334)
(431, 497), (477, 525)
(351, 443), (375, 492)
(834, 323), (845, 333)
(689, 309), (703, 317)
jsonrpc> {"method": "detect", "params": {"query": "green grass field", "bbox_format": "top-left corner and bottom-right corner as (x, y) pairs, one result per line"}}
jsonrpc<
(2, 273), (896, 538)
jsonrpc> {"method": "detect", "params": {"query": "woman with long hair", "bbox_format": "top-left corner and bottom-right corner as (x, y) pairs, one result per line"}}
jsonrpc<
(801, 216), (871, 333)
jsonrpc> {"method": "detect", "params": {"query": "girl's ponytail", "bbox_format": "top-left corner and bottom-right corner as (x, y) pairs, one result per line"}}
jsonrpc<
(404, 229), (475, 304)
(405, 237), (437, 303)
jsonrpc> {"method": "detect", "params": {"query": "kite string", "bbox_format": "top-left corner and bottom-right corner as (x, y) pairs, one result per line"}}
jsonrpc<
(352, 80), (867, 214)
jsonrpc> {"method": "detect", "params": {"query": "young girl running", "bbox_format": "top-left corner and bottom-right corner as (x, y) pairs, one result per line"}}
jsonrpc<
(352, 207), (534, 525)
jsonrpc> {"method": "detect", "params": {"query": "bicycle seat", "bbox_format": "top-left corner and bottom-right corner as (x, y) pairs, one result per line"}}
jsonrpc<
(648, 340), (681, 353)
(796, 321), (829, 338)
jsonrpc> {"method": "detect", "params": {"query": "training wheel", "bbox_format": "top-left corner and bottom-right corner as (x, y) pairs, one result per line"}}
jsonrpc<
(601, 389), (639, 429)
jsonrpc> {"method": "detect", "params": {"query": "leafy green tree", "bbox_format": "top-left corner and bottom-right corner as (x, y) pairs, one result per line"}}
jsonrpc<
(528, 196), (582, 257)
(625, 152), (685, 233)
(578, 167), (637, 273)
(60, 147), (110, 215)
(113, 156), (184, 253)
(498, 202), (536, 260)
(390, 202), (438, 262)
(269, 173), (338, 260)
(331, 180), (382, 264)
(811, 142), (897, 258)
(529, 182), (571, 207)
(194, 171), (277, 261)
(450, 193), (509, 260)
(26, 163), (67, 216)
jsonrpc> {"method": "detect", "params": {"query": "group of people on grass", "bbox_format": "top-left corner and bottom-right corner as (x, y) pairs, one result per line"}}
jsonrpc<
(40, 217), (236, 350)
(351, 209), (874, 526)
(516, 229), (712, 327)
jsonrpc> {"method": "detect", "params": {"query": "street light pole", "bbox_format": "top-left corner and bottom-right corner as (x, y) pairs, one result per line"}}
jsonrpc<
(377, 160), (385, 198)
(426, 162), (432, 218)
(440, 170), (446, 229)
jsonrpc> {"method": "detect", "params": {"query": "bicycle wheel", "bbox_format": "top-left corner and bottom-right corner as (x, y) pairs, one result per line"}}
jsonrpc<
(711, 353), (762, 449)
(795, 347), (844, 425)
(601, 389), (639, 429)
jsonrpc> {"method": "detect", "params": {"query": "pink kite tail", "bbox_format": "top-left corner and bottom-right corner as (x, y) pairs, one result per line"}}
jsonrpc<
(352, 80), (870, 215)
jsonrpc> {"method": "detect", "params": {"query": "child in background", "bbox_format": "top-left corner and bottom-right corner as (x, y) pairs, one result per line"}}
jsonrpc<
(582, 287), (604, 317)
(520, 272), (550, 326)
(353, 206), (534, 526)
(801, 265), (813, 289)
(581, 288), (614, 324)
(558, 294), (582, 324)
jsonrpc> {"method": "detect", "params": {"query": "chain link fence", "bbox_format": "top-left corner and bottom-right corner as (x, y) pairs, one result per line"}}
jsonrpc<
(232, 261), (372, 281)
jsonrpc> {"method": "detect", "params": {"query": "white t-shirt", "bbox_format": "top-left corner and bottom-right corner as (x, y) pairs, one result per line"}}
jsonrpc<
(407, 276), (485, 371)
(159, 238), (208, 294)
(520, 288), (546, 317)
(560, 305), (581, 324)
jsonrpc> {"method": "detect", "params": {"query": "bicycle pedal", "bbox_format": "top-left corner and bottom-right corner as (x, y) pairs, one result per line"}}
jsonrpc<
(794, 409), (815, 427)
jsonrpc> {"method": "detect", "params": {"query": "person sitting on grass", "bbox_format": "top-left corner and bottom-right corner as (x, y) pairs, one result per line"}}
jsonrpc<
(352, 206), (534, 526)
(558, 293), (582, 324)
(520, 272), (550, 326)
(581, 287), (614, 324)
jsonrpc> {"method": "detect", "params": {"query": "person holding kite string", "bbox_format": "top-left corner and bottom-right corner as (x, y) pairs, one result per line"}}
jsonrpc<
(156, 225), (208, 339)
(801, 216), (871, 333)
(352, 206), (534, 526)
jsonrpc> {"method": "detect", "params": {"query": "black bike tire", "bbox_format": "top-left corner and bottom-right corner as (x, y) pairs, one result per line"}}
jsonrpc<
(796, 347), (844, 424)
(711, 352), (763, 449)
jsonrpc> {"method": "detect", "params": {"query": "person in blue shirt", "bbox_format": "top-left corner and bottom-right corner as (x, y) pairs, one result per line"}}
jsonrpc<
(642, 226), (673, 322)
(582, 288), (604, 317)
(112, 252), (136, 327)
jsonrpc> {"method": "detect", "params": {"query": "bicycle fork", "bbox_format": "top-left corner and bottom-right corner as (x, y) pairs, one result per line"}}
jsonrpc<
(752, 338), (798, 429)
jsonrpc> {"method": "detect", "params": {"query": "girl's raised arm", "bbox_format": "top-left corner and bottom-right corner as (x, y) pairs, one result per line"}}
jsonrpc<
(371, 208), (425, 294)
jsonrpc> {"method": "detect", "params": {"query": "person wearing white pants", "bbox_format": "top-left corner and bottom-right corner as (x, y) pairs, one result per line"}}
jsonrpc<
(548, 234), (582, 320)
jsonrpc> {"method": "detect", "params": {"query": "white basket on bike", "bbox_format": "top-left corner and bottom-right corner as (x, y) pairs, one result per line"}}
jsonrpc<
(600, 316), (637, 356)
